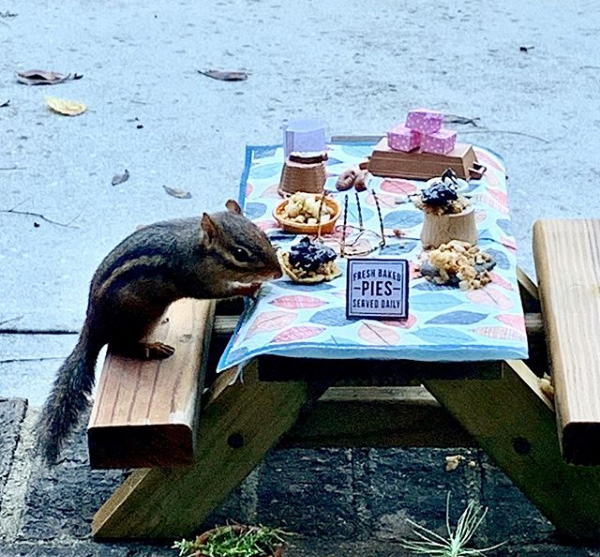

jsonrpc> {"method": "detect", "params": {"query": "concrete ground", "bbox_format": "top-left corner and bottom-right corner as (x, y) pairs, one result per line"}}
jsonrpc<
(1, 0), (600, 554)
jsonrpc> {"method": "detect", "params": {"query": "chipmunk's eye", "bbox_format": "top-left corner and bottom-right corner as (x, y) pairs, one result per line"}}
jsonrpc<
(233, 247), (253, 263)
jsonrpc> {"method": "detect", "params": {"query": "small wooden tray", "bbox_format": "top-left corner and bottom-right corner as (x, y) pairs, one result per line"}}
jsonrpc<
(368, 138), (484, 181)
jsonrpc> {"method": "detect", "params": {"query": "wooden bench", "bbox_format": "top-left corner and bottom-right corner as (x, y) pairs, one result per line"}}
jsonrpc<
(534, 219), (600, 465)
(88, 299), (215, 468)
(88, 266), (600, 542)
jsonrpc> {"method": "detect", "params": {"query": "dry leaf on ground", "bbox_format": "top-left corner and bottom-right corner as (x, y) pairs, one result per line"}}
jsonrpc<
(163, 185), (192, 199)
(17, 70), (71, 85)
(198, 69), (248, 81)
(46, 96), (87, 116)
(111, 169), (130, 186)
(0, 100), (9, 108)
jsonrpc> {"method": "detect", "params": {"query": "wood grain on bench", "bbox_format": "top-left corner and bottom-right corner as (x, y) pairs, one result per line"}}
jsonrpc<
(533, 219), (600, 465)
(87, 298), (215, 469)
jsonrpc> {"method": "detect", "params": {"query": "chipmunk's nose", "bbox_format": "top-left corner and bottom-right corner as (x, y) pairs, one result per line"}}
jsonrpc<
(272, 267), (283, 279)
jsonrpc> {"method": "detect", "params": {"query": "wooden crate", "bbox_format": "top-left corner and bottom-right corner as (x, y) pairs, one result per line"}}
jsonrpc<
(368, 138), (480, 180)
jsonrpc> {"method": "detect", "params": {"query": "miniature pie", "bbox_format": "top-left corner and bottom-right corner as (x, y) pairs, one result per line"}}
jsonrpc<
(278, 237), (342, 284)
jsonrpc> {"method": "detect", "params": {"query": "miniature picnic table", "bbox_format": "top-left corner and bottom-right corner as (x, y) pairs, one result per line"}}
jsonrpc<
(88, 142), (600, 542)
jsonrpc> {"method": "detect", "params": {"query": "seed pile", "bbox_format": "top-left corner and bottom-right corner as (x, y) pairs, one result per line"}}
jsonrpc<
(280, 192), (334, 225)
(419, 240), (496, 290)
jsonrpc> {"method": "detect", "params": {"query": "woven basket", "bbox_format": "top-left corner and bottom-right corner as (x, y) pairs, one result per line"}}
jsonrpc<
(278, 158), (327, 197)
(273, 196), (341, 235)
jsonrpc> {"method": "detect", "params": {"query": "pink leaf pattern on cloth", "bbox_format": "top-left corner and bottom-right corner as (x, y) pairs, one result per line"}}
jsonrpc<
(466, 287), (514, 310)
(381, 313), (417, 329)
(475, 326), (526, 341)
(501, 236), (517, 252)
(481, 169), (500, 188)
(489, 272), (515, 291)
(272, 325), (326, 343)
(380, 179), (418, 196)
(270, 295), (327, 310)
(246, 310), (297, 339)
(487, 188), (508, 206)
(495, 313), (527, 334)
(365, 191), (397, 208)
(358, 323), (401, 345)
(473, 193), (509, 214)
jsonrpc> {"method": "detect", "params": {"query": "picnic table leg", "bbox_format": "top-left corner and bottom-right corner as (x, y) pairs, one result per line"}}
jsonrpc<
(424, 359), (600, 541)
(516, 266), (540, 313)
(92, 362), (310, 539)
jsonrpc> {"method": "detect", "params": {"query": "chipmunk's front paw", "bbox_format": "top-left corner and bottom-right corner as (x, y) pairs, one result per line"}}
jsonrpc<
(142, 341), (176, 360)
(112, 340), (176, 360)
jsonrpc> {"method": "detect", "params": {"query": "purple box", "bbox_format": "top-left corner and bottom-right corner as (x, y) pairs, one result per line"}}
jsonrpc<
(420, 129), (457, 155)
(283, 119), (327, 158)
(405, 109), (443, 135)
(387, 124), (421, 152)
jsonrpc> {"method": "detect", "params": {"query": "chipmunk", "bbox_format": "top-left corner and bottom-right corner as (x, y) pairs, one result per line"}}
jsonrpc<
(37, 199), (281, 465)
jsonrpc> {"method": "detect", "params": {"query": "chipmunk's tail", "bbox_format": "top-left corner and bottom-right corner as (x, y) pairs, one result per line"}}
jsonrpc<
(36, 321), (102, 465)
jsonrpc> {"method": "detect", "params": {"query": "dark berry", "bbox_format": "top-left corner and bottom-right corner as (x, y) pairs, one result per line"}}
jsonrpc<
(421, 181), (458, 207)
(289, 236), (337, 272)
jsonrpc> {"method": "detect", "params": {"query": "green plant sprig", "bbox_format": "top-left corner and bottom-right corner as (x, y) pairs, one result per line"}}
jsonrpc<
(400, 494), (506, 557)
(173, 524), (287, 557)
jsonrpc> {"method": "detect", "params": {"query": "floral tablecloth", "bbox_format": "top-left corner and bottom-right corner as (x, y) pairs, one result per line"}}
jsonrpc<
(217, 142), (528, 372)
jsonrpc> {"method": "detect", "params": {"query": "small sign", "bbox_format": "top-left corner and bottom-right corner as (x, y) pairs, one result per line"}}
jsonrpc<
(346, 258), (409, 320)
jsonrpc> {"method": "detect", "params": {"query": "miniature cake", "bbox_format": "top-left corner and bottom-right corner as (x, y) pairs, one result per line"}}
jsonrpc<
(278, 237), (342, 284)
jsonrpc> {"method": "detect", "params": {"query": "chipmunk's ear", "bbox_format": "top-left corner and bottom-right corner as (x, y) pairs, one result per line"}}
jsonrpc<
(225, 199), (242, 215)
(201, 213), (217, 248)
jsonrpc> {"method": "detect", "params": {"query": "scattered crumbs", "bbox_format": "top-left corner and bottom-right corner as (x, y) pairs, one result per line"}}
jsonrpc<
(445, 455), (465, 472)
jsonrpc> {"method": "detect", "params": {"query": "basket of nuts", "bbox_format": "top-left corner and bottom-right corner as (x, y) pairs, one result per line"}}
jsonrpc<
(273, 192), (341, 235)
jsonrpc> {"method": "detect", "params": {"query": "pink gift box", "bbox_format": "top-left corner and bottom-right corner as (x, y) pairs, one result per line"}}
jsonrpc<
(420, 129), (457, 155)
(387, 124), (421, 152)
(405, 109), (443, 135)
